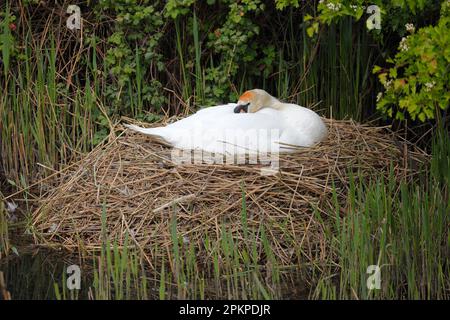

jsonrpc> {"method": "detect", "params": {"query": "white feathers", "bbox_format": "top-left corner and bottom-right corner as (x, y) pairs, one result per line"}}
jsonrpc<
(124, 98), (327, 155)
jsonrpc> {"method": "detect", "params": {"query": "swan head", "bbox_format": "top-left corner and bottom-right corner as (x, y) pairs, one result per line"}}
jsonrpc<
(234, 89), (279, 113)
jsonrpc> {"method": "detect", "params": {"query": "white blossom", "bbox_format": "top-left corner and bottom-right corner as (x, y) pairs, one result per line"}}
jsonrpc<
(384, 79), (393, 90)
(376, 92), (383, 102)
(326, 2), (342, 11)
(424, 81), (436, 92)
(405, 23), (415, 33)
(399, 37), (409, 51)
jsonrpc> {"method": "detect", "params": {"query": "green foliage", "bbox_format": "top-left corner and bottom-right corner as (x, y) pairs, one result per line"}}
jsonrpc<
(316, 0), (365, 26)
(203, 0), (265, 103)
(164, 0), (277, 105)
(314, 0), (434, 33)
(375, 2), (450, 121)
(0, 5), (17, 75)
(274, 0), (300, 11)
(165, 0), (196, 19)
(97, 0), (166, 114)
(308, 0), (447, 121)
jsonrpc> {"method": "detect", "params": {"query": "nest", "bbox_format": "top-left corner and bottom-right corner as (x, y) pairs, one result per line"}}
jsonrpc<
(31, 119), (426, 269)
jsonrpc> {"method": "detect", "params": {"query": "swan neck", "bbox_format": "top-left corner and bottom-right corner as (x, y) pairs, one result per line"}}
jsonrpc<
(270, 100), (285, 110)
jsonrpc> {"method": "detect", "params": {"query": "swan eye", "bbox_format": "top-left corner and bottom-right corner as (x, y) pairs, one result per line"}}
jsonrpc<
(234, 103), (249, 113)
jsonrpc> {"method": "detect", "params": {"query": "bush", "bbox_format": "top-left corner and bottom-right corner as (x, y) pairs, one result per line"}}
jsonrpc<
(97, 0), (166, 114)
(308, 0), (447, 121)
(375, 2), (450, 121)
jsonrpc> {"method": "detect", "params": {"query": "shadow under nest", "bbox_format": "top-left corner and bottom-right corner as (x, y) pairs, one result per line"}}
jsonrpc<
(31, 118), (427, 270)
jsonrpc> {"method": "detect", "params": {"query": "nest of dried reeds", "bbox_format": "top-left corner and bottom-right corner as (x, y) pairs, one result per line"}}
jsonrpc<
(31, 119), (426, 269)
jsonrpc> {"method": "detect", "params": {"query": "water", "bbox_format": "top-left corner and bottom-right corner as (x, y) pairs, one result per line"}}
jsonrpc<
(1, 247), (309, 300)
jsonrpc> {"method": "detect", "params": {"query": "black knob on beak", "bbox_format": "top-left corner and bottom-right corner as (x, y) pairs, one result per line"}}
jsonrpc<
(234, 103), (249, 113)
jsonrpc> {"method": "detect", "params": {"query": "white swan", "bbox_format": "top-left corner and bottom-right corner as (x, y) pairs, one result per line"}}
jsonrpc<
(124, 89), (327, 155)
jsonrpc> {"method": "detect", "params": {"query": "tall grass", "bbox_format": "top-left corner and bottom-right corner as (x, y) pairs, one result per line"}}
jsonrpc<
(1, 32), (103, 183)
(0, 202), (9, 258)
(312, 129), (449, 299)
